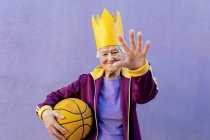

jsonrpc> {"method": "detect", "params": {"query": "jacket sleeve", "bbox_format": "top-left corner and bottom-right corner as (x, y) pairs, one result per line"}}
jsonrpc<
(36, 77), (81, 119)
(126, 61), (159, 104)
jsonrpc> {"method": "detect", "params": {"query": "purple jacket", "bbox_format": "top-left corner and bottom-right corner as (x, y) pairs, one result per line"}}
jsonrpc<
(36, 62), (158, 140)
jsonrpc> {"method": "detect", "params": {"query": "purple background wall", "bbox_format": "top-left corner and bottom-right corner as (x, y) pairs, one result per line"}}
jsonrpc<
(0, 0), (209, 140)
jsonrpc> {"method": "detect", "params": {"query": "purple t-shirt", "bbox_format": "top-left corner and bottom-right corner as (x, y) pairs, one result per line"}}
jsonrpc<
(98, 77), (124, 140)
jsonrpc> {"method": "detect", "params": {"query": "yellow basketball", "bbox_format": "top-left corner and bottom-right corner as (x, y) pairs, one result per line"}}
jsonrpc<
(54, 98), (93, 140)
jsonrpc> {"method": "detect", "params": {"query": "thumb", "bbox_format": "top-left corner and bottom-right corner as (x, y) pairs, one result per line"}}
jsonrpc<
(113, 61), (128, 68)
(52, 111), (64, 119)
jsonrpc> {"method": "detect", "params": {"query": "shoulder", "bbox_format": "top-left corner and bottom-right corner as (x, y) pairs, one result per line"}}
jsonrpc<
(78, 73), (94, 82)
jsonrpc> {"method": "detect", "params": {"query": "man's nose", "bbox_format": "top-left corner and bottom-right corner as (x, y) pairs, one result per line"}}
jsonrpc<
(107, 53), (114, 61)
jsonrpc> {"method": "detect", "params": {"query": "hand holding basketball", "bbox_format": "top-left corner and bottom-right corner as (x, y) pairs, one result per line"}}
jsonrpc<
(42, 98), (93, 140)
(42, 109), (67, 140)
(54, 98), (93, 140)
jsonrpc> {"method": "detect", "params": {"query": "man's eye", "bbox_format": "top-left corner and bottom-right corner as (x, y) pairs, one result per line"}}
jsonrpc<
(112, 51), (118, 54)
(102, 53), (108, 56)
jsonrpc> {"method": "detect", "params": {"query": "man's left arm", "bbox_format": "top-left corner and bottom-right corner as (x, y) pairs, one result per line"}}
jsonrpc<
(127, 61), (159, 104)
(114, 29), (159, 103)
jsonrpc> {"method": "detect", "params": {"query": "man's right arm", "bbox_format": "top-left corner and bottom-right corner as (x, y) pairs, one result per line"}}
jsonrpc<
(36, 78), (80, 120)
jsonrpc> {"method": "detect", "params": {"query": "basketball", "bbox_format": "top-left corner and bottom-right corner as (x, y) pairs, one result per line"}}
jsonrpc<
(54, 98), (93, 140)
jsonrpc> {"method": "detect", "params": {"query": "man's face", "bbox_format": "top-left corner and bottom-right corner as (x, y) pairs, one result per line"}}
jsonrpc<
(99, 46), (124, 73)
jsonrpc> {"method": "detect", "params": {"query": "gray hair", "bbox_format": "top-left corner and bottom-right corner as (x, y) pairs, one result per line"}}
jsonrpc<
(96, 46), (125, 58)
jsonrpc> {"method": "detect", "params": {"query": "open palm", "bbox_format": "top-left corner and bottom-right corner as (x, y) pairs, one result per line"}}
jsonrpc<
(114, 29), (150, 70)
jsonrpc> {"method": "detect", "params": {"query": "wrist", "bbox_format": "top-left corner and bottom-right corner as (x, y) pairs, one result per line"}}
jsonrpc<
(126, 60), (149, 77)
(37, 105), (52, 120)
(41, 109), (50, 121)
(130, 59), (147, 70)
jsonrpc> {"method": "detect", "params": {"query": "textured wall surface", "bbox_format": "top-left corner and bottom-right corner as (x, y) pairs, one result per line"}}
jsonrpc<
(0, 0), (210, 140)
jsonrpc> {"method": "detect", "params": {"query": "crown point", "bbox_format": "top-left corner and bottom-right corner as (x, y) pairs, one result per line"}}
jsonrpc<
(101, 8), (115, 23)
(92, 15), (97, 26)
(92, 9), (124, 50)
(103, 8), (108, 12)
(96, 14), (100, 23)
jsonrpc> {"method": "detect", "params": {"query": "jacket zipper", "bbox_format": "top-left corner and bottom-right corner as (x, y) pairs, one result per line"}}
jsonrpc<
(127, 78), (131, 140)
(93, 80), (98, 140)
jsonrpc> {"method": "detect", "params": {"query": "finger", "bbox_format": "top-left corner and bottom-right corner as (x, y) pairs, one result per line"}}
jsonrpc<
(143, 40), (150, 55)
(118, 36), (130, 54)
(48, 128), (62, 140)
(48, 128), (54, 136)
(137, 32), (142, 51)
(54, 122), (67, 134)
(129, 29), (136, 50)
(52, 111), (64, 119)
(51, 126), (66, 140)
(113, 60), (128, 68)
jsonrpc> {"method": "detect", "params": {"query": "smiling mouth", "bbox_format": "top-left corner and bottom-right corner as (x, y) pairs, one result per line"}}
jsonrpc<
(106, 62), (116, 65)
(106, 60), (118, 64)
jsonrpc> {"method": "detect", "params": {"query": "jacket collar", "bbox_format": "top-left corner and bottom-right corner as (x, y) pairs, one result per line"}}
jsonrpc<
(90, 65), (131, 80)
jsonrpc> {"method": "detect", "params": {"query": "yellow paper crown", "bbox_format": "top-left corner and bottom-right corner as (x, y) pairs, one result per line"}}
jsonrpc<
(92, 8), (124, 50)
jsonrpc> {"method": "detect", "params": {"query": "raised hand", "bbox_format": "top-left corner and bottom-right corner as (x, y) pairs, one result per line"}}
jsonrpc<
(113, 29), (150, 70)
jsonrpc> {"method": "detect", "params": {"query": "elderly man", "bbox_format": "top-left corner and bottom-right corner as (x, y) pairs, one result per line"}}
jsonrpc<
(36, 8), (158, 140)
